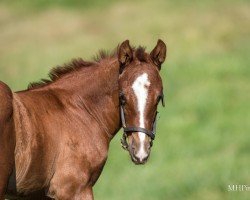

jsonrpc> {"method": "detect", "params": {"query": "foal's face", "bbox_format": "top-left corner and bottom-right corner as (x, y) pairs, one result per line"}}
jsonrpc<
(118, 39), (167, 164)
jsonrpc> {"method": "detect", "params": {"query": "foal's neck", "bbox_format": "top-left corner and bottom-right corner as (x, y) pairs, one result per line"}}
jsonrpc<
(53, 58), (121, 140)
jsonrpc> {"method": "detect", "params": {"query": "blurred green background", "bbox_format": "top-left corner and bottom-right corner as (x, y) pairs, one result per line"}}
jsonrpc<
(0, 0), (250, 199)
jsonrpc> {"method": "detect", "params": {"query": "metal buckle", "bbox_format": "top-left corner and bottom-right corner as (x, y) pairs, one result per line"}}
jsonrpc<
(121, 133), (128, 150)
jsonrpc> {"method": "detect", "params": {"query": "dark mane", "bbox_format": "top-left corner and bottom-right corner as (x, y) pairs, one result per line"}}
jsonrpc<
(27, 46), (147, 90)
(92, 49), (117, 62)
(135, 46), (147, 62)
(28, 58), (95, 90)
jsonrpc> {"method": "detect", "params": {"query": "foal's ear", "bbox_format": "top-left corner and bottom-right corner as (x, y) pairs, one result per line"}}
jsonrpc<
(150, 39), (167, 70)
(118, 40), (133, 68)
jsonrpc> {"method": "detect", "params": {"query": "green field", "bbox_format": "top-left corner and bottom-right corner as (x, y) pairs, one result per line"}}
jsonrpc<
(0, 0), (250, 199)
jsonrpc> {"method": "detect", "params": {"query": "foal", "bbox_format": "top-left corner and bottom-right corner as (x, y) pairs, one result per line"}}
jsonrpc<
(0, 39), (167, 200)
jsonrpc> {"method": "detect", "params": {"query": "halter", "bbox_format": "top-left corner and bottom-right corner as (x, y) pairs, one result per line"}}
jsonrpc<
(119, 91), (165, 150)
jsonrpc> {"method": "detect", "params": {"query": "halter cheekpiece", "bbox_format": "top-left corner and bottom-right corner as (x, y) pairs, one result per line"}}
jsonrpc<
(119, 91), (165, 150)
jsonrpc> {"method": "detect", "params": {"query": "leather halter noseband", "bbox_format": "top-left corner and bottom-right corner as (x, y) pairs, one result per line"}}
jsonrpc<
(119, 91), (165, 150)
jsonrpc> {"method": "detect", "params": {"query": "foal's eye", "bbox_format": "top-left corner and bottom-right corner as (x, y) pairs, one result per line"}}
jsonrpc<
(156, 94), (165, 107)
(157, 95), (162, 104)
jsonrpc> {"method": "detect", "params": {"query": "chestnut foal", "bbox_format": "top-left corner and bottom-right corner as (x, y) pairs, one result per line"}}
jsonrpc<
(0, 40), (167, 200)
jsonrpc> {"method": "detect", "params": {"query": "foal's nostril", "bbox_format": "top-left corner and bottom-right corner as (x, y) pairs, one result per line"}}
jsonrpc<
(142, 156), (148, 163)
(133, 154), (149, 164)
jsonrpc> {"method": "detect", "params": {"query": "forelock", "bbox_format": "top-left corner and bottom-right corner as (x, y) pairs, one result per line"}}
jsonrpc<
(135, 46), (147, 62)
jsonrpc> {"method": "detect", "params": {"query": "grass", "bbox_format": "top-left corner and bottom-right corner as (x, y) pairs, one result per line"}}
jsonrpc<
(0, 0), (250, 199)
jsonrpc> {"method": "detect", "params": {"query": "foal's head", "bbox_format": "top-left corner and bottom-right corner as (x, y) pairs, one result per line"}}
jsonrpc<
(118, 39), (167, 164)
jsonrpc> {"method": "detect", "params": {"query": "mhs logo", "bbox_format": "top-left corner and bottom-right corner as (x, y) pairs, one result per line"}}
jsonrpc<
(228, 185), (250, 191)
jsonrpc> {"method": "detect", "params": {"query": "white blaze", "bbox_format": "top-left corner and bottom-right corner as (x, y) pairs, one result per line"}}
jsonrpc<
(132, 73), (150, 161)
